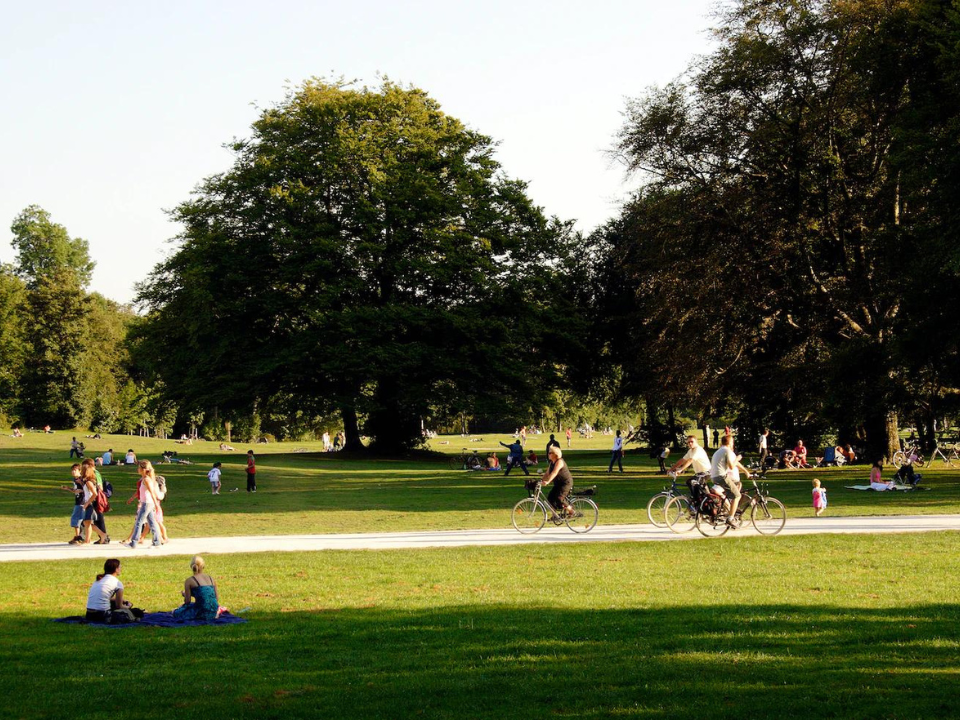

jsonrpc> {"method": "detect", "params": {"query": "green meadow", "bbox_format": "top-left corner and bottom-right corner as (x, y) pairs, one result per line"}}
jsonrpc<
(3, 430), (959, 544)
(3, 432), (959, 718)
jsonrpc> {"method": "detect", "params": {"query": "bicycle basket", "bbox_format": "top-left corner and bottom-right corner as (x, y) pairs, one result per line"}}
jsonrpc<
(571, 486), (596, 497)
(524, 479), (539, 496)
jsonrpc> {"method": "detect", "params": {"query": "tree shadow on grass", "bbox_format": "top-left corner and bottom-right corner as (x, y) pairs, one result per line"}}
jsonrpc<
(7, 603), (960, 719)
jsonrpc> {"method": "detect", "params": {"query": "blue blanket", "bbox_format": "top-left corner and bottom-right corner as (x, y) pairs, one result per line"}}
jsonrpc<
(54, 611), (247, 627)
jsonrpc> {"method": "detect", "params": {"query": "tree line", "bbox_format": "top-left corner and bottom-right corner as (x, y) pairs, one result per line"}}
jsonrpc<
(3, 0), (959, 456)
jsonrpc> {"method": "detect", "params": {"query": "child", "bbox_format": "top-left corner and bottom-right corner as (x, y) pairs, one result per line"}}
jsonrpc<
(208, 462), (222, 495)
(246, 450), (257, 492)
(61, 464), (84, 544)
(812, 478), (827, 516)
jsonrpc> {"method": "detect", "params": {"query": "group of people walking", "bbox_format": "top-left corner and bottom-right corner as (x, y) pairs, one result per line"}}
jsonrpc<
(62, 459), (169, 547)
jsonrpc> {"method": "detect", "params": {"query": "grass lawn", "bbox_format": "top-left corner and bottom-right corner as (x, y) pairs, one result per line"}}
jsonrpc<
(2, 431), (960, 543)
(4, 533), (960, 719)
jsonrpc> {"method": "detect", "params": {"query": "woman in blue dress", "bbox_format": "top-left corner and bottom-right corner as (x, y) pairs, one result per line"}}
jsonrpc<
(173, 555), (220, 620)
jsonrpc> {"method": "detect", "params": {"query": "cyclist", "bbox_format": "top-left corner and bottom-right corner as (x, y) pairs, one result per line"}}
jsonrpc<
(710, 434), (751, 528)
(670, 435), (711, 475)
(541, 446), (574, 518)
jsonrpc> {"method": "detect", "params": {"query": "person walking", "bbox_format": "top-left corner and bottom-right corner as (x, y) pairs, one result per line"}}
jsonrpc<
(608, 430), (624, 473)
(499, 439), (529, 476)
(758, 428), (769, 467)
(546, 433), (561, 457)
(124, 461), (162, 548)
(565, 427), (572, 448)
(246, 450), (257, 492)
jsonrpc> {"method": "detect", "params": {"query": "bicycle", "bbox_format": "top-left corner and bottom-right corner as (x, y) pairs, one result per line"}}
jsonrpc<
(511, 481), (598, 534)
(930, 442), (960, 468)
(665, 472), (786, 537)
(646, 471), (684, 527)
(663, 473), (710, 534)
(892, 444), (925, 468)
(448, 448), (484, 471)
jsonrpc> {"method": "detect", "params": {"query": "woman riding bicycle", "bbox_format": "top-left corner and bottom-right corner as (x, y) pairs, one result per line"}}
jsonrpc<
(541, 447), (574, 517)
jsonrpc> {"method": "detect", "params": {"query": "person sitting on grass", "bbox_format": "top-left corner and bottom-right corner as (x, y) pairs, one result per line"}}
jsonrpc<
(173, 555), (220, 621)
(794, 440), (810, 468)
(527, 450), (539, 466)
(124, 449), (137, 465)
(869, 460), (895, 491)
(486, 453), (501, 471)
(85, 559), (134, 623)
(541, 446), (575, 519)
(97, 448), (114, 467)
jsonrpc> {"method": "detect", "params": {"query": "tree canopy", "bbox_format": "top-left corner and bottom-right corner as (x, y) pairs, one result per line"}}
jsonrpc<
(595, 0), (960, 457)
(134, 80), (584, 451)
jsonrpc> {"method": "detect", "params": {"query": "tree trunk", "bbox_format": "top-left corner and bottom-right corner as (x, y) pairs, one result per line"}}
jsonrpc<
(864, 410), (899, 463)
(341, 404), (363, 452)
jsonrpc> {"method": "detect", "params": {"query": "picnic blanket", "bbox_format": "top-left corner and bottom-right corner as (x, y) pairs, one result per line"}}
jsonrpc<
(844, 484), (927, 492)
(53, 611), (247, 627)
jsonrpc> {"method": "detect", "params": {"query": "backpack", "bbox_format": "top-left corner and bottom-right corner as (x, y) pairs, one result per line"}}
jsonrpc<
(103, 481), (113, 499)
(156, 476), (167, 501)
(94, 485), (111, 514)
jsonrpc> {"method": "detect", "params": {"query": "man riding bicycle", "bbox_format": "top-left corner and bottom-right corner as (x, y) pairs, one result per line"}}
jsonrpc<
(710, 434), (751, 528)
(670, 435), (711, 476)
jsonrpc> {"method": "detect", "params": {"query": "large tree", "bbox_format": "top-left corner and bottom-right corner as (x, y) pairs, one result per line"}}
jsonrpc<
(135, 80), (582, 452)
(600, 0), (960, 459)
(9, 207), (96, 427)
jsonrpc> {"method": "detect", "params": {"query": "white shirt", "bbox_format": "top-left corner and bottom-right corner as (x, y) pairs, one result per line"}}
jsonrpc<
(125, 453), (136, 464)
(710, 446), (740, 482)
(683, 445), (711, 474)
(759, 434), (768, 450)
(612, 437), (623, 452)
(208, 468), (221, 483)
(86, 574), (122, 611)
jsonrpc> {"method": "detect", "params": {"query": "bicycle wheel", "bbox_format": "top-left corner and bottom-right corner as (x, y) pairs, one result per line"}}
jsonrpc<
(448, 456), (462, 470)
(695, 499), (729, 537)
(751, 497), (786, 535)
(664, 496), (696, 534)
(565, 497), (598, 533)
(646, 492), (672, 527)
(512, 498), (547, 534)
(891, 450), (906, 467)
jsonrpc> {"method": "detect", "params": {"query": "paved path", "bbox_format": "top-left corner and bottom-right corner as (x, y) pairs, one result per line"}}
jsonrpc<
(4, 514), (960, 563)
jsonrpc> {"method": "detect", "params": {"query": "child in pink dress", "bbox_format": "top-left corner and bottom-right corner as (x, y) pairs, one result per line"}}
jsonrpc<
(812, 478), (827, 516)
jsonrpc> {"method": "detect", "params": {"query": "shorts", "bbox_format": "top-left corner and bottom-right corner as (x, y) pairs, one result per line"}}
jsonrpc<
(70, 505), (84, 528)
(82, 505), (99, 523)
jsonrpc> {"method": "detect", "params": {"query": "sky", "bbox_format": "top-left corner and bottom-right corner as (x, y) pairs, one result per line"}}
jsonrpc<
(0, 0), (719, 305)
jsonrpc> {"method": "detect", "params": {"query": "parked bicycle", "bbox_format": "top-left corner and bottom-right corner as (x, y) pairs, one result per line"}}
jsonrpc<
(449, 448), (484, 471)
(511, 481), (598, 534)
(930, 442), (960, 468)
(892, 444), (925, 468)
(664, 471), (786, 537)
(646, 471), (684, 527)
